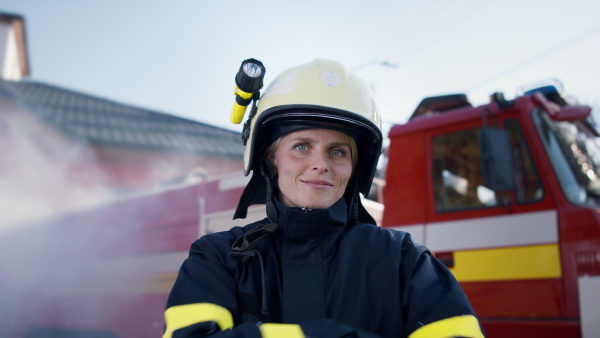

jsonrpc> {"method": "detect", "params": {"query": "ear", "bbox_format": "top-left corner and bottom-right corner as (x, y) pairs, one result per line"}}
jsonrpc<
(266, 153), (278, 174)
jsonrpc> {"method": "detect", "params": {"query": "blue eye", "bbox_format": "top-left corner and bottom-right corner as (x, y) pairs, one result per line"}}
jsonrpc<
(331, 149), (345, 157)
(294, 144), (308, 151)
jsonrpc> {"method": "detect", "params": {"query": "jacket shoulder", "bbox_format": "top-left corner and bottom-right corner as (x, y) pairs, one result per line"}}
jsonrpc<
(190, 218), (271, 254)
(345, 223), (429, 261)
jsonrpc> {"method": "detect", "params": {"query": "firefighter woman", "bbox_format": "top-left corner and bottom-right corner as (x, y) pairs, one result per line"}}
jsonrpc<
(163, 59), (485, 338)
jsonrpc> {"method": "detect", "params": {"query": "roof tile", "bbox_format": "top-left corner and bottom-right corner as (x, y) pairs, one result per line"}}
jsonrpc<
(0, 79), (244, 158)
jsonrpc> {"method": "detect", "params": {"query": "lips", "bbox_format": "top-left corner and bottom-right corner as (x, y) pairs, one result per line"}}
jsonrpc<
(302, 180), (333, 187)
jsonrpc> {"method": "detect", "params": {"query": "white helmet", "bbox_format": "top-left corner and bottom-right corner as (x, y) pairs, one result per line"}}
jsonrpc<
(234, 59), (383, 222)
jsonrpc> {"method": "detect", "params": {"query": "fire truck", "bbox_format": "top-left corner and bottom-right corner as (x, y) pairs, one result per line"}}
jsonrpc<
(382, 81), (600, 338)
(1, 82), (598, 337)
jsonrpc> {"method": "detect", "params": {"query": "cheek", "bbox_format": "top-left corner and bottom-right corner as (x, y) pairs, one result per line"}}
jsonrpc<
(336, 162), (354, 183)
(274, 154), (300, 177)
(341, 169), (353, 185)
(331, 164), (352, 203)
(271, 153), (283, 174)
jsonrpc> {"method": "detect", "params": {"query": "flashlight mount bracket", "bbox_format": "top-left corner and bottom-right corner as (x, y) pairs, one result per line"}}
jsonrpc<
(242, 101), (258, 145)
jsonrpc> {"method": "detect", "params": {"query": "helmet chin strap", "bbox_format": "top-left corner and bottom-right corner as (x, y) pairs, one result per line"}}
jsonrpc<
(233, 157), (278, 221)
(259, 158), (279, 223)
(344, 175), (378, 225)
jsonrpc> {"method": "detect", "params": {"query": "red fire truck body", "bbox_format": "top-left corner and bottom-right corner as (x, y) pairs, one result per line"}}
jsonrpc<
(2, 84), (599, 337)
(382, 86), (600, 337)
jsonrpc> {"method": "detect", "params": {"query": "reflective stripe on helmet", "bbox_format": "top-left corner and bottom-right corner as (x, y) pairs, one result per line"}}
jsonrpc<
(162, 303), (233, 338)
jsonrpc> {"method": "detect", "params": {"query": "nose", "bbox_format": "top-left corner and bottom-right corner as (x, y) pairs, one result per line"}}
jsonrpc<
(311, 152), (329, 173)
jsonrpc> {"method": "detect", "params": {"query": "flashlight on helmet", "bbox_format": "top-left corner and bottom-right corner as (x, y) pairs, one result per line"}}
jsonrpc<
(230, 58), (266, 124)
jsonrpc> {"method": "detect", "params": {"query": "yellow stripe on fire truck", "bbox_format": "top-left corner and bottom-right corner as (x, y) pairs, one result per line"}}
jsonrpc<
(449, 244), (561, 281)
(390, 210), (560, 282)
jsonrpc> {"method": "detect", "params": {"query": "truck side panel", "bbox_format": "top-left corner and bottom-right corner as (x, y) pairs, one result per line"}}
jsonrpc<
(383, 130), (427, 227)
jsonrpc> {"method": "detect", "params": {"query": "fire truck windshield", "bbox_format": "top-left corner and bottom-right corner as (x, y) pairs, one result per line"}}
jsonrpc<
(533, 108), (600, 207)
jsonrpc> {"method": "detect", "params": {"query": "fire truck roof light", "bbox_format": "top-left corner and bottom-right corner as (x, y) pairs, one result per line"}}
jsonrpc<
(519, 79), (570, 107)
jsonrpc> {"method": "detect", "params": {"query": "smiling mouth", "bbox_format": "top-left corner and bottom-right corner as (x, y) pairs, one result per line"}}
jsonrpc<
(302, 180), (332, 187)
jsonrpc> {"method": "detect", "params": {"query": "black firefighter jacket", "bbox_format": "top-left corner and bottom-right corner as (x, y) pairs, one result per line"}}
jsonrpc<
(163, 197), (484, 338)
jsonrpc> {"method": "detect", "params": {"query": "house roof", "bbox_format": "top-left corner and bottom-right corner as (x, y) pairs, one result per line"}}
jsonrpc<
(0, 79), (245, 158)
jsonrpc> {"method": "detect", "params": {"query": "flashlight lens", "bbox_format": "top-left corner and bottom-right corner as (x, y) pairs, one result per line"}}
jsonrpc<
(235, 58), (265, 93)
(242, 63), (263, 78)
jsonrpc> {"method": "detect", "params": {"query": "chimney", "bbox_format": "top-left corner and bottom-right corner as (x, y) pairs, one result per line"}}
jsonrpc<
(0, 13), (30, 80)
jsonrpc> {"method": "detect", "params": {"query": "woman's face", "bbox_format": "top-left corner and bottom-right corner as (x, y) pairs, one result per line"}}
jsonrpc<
(268, 128), (354, 209)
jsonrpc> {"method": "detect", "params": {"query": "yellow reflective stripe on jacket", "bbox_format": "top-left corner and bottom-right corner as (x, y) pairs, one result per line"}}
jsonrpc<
(259, 323), (304, 338)
(163, 303), (234, 338)
(408, 315), (484, 338)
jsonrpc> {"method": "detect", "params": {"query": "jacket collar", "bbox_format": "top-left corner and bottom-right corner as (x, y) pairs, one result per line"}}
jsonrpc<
(273, 196), (348, 256)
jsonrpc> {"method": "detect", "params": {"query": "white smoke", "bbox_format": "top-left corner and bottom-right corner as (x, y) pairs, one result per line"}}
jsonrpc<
(0, 102), (117, 233)
(0, 100), (201, 337)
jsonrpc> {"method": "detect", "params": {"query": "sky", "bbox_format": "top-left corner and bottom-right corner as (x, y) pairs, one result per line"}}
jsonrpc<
(2, 0), (600, 135)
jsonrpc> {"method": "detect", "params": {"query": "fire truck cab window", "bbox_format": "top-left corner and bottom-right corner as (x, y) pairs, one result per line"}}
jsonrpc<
(504, 119), (544, 203)
(432, 122), (543, 212)
(533, 108), (600, 207)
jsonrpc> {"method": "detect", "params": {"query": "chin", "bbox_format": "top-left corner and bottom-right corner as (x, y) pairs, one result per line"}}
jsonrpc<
(285, 193), (341, 209)
(306, 200), (335, 209)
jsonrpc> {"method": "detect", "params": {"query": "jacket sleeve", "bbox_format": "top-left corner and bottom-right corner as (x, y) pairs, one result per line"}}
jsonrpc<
(400, 242), (485, 338)
(163, 233), (261, 338)
(164, 232), (316, 338)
